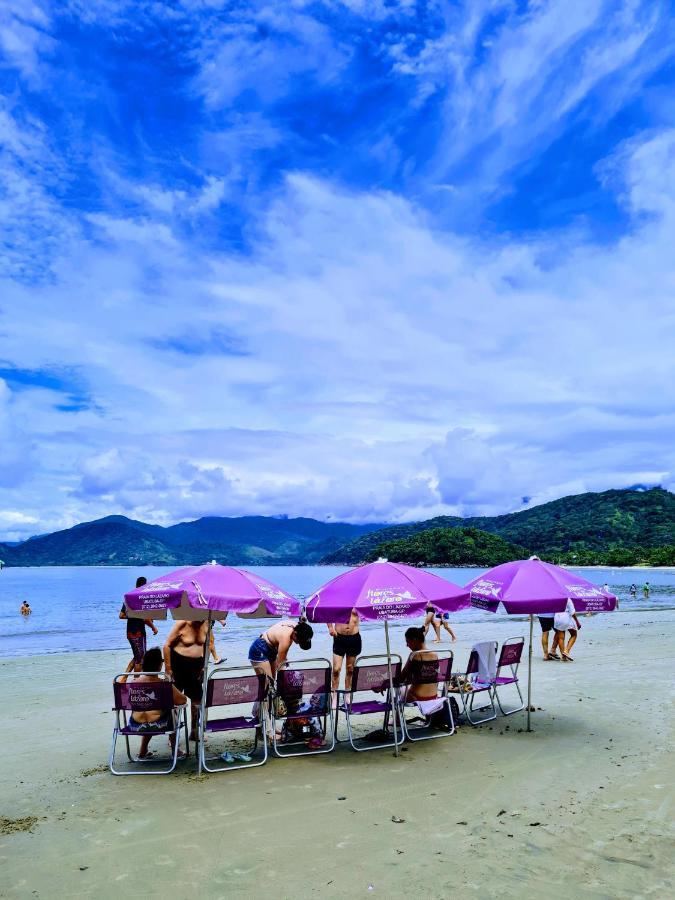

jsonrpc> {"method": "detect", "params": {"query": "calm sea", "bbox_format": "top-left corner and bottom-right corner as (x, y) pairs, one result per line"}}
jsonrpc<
(0, 565), (673, 659)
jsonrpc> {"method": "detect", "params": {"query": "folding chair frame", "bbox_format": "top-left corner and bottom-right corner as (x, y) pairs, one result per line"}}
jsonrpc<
(109, 672), (189, 776)
(492, 636), (525, 716)
(398, 650), (456, 742)
(335, 654), (404, 752)
(455, 644), (498, 725)
(271, 658), (335, 758)
(199, 665), (269, 774)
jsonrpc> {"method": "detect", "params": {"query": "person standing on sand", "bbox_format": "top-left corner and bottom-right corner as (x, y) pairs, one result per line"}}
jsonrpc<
(643, 582), (650, 599)
(20, 601), (31, 616)
(328, 609), (361, 693)
(163, 620), (209, 741)
(538, 615), (558, 660)
(248, 619), (313, 679)
(551, 599), (581, 661)
(119, 576), (158, 674)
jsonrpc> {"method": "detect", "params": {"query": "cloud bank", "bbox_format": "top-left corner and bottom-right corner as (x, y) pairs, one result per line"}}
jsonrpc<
(0, 1), (674, 539)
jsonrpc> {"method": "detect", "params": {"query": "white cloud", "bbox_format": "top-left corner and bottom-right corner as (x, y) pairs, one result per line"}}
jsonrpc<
(0, 127), (674, 537)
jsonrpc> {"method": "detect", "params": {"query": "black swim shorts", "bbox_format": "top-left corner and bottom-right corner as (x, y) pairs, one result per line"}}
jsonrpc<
(333, 632), (362, 658)
(170, 649), (203, 702)
(538, 616), (555, 632)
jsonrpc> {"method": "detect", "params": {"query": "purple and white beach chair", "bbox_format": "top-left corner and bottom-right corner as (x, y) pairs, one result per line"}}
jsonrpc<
(455, 641), (498, 725)
(199, 666), (269, 773)
(492, 637), (525, 716)
(398, 650), (456, 742)
(335, 655), (404, 751)
(109, 674), (189, 776)
(272, 659), (335, 757)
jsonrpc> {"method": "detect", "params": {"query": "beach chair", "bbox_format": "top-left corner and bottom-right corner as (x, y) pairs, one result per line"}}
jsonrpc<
(453, 641), (498, 725)
(335, 655), (404, 752)
(271, 659), (335, 757)
(492, 637), (525, 716)
(109, 673), (188, 776)
(198, 666), (269, 773)
(398, 650), (455, 742)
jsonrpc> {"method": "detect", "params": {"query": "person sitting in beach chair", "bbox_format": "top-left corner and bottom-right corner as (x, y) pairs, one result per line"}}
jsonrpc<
(400, 627), (439, 702)
(122, 647), (187, 760)
(398, 627), (455, 735)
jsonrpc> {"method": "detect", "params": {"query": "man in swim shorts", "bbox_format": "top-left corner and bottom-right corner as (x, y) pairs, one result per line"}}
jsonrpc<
(538, 615), (557, 660)
(328, 609), (361, 692)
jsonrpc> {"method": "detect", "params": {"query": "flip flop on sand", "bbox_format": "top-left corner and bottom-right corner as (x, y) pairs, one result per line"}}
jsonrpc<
(220, 751), (235, 763)
(137, 751), (155, 761)
(234, 752), (252, 763)
(562, 653), (574, 662)
(546, 654), (561, 661)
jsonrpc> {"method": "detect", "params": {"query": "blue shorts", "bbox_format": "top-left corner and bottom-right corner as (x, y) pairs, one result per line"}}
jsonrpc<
(434, 612), (450, 621)
(249, 636), (277, 663)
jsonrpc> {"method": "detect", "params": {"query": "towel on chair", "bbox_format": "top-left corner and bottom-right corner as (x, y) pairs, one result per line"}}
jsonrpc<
(474, 641), (497, 683)
(415, 697), (444, 716)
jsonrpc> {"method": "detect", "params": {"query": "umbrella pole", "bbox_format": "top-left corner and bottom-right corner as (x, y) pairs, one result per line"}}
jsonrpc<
(384, 619), (399, 757)
(527, 614), (533, 733)
(197, 612), (212, 775)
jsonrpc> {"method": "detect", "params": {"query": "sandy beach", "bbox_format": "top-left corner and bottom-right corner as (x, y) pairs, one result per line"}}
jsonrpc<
(1, 609), (673, 900)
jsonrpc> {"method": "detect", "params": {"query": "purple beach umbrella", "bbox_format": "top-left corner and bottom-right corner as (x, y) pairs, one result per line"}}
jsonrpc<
(124, 562), (302, 772)
(465, 557), (617, 731)
(305, 559), (470, 754)
(124, 563), (301, 620)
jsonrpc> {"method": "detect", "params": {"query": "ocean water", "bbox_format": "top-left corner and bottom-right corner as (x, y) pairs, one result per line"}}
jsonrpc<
(0, 565), (673, 659)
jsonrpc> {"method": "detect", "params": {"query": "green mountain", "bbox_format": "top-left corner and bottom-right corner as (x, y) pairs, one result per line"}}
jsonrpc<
(322, 487), (675, 565)
(366, 527), (530, 567)
(0, 515), (384, 567)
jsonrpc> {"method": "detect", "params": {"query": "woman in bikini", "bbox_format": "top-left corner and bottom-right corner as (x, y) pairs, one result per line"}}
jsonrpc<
(127, 647), (188, 760)
(248, 619), (314, 679)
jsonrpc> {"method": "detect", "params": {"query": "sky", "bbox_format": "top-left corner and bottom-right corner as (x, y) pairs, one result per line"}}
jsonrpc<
(1, 0), (675, 540)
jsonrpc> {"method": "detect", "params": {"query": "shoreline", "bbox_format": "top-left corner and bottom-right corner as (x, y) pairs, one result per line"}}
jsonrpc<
(1, 609), (673, 898)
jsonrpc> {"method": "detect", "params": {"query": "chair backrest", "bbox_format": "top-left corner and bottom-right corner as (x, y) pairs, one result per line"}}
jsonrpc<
(206, 672), (267, 708)
(113, 676), (173, 712)
(405, 651), (453, 686)
(467, 641), (498, 682)
(277, 664), (332, 714)
(351, 661), (402, 694)
(497, 637), (524, 672)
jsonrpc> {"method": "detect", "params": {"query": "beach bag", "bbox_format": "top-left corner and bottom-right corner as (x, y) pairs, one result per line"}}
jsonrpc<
(429, 697), (459, 730)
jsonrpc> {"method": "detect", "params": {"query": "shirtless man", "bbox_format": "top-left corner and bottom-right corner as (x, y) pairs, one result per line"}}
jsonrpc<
(327, 609), (361, 692)
(400, 627), (439, 701)
(126, 647), (188, 760)
(248, 619), (313, 679)
(20, 601), (31, 617)
(164, 619), (208, 740)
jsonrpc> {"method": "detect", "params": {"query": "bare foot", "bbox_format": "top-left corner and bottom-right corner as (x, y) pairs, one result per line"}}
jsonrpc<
(432, 639), (442, 644)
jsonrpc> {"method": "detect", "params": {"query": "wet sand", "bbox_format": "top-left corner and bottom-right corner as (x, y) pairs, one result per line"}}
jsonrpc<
(0, 609), (673, 899)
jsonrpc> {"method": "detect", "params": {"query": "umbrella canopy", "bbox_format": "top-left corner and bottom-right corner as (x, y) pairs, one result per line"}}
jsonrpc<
(465, 557), (617, 732)
(305, 560), (469, 756)
(124, 563), (302, 621)
(466, 557), (617, 614)
(304, 560), (470, 624)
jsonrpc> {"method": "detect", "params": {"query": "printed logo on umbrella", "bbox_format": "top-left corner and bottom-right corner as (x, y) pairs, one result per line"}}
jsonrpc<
(366, 588), (416, 605)
(470, 579), (502, 599)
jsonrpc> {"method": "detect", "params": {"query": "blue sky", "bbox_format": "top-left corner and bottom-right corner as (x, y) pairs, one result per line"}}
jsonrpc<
(1, 0), (675, 539)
